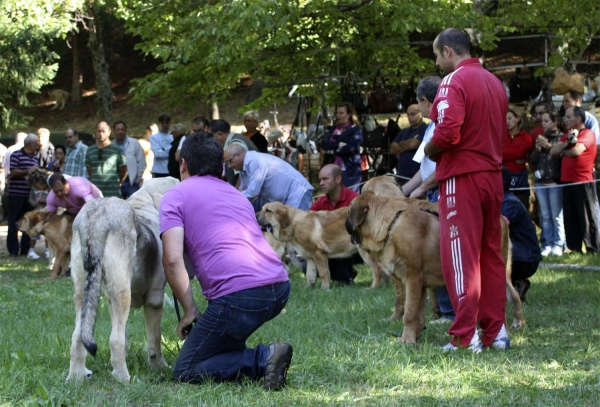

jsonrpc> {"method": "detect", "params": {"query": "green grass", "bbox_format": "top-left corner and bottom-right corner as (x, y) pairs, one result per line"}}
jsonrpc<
(1, 255), (599, 406)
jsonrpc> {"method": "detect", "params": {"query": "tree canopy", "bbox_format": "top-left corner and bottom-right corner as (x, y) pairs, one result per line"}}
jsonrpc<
(122, 0), (600, 112)
(0, 0), (83, 134)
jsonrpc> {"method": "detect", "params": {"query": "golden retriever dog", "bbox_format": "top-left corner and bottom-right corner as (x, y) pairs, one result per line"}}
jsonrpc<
(67, 177), (178, 383)
(48, 89), (70, 110)
(361, 176), (525, 330)
(256, 202), (379, 289)
(17, 210), (74, 278)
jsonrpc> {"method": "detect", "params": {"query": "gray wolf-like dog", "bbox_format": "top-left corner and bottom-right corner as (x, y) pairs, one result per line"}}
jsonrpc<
(67, 177), (179, 383)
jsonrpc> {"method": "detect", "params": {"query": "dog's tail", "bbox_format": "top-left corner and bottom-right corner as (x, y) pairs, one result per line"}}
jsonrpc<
(77, 205), (111, 357)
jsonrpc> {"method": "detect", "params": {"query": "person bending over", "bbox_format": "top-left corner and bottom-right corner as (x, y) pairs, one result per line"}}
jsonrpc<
(501, 167), (541, 302)
(47, 173), (103, 216)
(224, 144), (314, 210)
(160, 132), (293, 389)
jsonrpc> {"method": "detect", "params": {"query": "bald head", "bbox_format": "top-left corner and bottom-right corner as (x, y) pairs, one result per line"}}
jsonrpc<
(321, 164), (343, 180)
(407, 104), (423, 128)
(319, 164), (343, 196)
(223, 143), (246, 171)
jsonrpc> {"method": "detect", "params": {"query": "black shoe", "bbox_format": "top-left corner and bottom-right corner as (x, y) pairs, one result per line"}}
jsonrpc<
(336, 279), (354, 286)
(264, 342), (293, 390)
(518, 279), (531, 302)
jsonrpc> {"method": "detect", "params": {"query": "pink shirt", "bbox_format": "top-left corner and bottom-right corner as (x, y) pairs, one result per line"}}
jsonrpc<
(160, 175), (288, 300)
(46, 176), (103, 215)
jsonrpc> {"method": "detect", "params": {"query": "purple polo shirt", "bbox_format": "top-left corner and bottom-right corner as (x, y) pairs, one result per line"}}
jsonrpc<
(46, 176), (103, 215)
(160, 175), (288, 300)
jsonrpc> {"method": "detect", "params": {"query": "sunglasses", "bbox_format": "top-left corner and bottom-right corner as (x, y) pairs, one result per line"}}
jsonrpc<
(98, 148), (103, 160)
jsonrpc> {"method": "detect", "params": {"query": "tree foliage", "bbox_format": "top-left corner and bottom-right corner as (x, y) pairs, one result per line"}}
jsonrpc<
(0, 0), (83, 134)
(122, 0), (600, 114)
(122, 0), (485, 112)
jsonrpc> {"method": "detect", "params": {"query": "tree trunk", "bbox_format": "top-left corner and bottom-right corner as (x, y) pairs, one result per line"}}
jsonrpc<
(87, 3), (113, 121)
(210, 92), (219, 120)
(71, 28), (82, 106)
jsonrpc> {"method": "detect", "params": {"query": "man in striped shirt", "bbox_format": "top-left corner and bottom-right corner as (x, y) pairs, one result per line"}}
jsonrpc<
(85, 121), (127, 197)
(64, 128), (88, 178)
(7, 134), (39, 256)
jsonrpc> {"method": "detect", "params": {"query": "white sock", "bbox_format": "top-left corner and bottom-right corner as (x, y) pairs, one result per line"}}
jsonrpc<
(469, 328), (480, 345)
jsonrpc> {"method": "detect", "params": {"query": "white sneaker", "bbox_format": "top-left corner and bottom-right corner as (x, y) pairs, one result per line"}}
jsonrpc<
(490, 324), (510, 350)
(551, 246), (563, 256)
(27, 249), (41, 260)
(430, 317), (453, 325)
(541, 246), (552, 256)
(441, 328), (482, 353)
(44, 248), (50, 259)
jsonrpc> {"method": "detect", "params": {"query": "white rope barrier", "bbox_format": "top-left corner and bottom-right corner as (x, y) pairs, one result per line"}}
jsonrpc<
(311, 172), (600, 201)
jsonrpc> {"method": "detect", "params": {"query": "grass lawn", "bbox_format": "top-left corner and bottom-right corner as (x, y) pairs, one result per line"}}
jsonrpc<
(1, 253), (599, 406)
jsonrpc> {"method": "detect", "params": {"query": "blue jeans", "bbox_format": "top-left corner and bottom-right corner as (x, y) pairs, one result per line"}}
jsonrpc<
(174, 281), (291, 383)
(535, 184), (565, 248)
(120, 180), (140, 199)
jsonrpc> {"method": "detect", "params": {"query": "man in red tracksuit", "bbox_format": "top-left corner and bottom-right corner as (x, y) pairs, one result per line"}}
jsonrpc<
(424, 28), (509, 352)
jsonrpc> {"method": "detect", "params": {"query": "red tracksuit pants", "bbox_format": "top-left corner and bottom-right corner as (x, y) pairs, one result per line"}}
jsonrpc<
(438, 171), (506, 347)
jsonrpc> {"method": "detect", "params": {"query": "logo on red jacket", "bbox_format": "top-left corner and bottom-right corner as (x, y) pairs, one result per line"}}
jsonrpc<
(437, 100), (449, 124)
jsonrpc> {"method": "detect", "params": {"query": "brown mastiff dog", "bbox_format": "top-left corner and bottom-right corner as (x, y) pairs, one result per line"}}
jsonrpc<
(256, 202), (380, 289)
(17, 210), (74, 278)
(362, 175), (524, 330)
(350, 182), (525, 343)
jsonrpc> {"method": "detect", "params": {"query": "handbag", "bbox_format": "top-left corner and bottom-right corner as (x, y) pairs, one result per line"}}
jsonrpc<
(368, 75), (398, 114)
(341, 72), (368, 115)
(551, 68), (584, 95)
(362, 118), (387, 149)
(364, 115), (377, 132)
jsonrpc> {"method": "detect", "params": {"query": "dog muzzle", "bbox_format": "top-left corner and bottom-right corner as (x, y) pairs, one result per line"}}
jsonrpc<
(345, 218), (361, 245)
(260, 224), (273, 233)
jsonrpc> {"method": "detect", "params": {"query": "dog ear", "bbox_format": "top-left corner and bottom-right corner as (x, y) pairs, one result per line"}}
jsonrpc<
(348, 201), (368, 231)
(276, 207), (291, 230)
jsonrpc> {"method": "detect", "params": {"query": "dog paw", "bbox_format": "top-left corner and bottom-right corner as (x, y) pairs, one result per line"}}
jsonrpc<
(67, 368), (93, 381)
(389, 312), (403, 322)
(396, 336), (417, 345)
(111, 369), (131, 383)
(149, 356), (169, 370)
(511, 319), (526, 330)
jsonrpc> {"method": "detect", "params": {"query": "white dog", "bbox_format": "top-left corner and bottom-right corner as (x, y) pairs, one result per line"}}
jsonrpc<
(67, 177), (178, 383)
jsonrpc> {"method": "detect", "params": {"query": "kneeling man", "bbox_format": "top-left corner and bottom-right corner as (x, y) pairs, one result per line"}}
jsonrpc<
(311, 164), (359, 285)
(160, 132), (293, 389)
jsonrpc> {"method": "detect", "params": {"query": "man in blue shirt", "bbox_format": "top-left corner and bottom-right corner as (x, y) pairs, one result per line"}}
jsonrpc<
(224, 144), (313, 210)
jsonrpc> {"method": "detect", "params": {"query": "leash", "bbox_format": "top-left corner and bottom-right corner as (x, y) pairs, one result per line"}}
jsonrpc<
(173, 293), (193, 336)
(382, 209), (404, 250)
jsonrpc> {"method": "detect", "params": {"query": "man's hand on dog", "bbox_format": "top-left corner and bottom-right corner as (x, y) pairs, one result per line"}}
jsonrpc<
(177, 308), (202, 339)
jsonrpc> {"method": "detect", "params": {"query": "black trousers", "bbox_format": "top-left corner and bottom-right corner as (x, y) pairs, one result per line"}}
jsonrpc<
(328, 258), (357, 282)
(562, 183), (600, 253)
(511, 261), (539, 282)
(7, 194), (33, 256)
